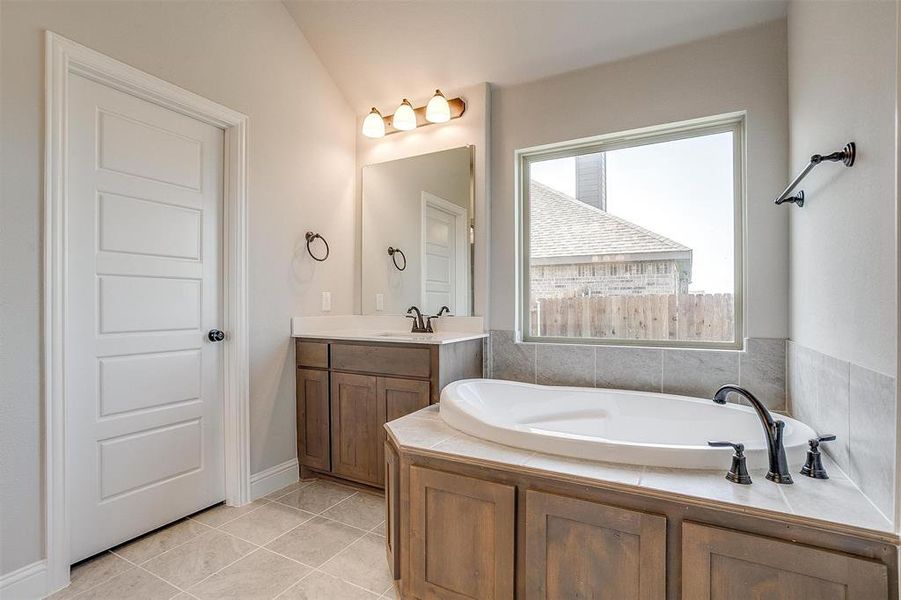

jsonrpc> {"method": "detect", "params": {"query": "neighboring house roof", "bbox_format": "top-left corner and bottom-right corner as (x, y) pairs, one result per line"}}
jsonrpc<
(529, 181), (691, 262)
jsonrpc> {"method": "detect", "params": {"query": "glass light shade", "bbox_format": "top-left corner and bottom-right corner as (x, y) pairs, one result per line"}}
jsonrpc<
(392, 99), (417, 131)
(361, 107), (385, 138)
(425, 89), (451, 123)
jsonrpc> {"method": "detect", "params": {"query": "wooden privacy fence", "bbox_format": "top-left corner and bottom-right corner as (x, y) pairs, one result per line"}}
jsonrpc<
(530, 293), (734, 342)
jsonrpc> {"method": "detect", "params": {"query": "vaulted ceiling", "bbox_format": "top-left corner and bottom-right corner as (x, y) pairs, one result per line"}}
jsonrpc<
(284, 0), (787, 113)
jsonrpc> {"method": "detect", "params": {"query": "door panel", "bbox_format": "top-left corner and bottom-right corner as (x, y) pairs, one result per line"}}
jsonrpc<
(99, 419), (202, 499)
(99, 350), (201, 416)
(98, 191), (202, 259)
(380, 377), (430, 425)
(408, 466), (515, 599)
(67, 73), (224, 562)
(297, 368), (330, 471)
(423, 197), (457, 314)
(525, 490), (666, 600)
(682, 521), (888, 599)
(330, 372), (382, 485)
(97, 109), (203, 189)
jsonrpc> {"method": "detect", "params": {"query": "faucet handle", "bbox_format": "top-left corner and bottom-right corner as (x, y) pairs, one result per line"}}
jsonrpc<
(800, 434), (835, 479)
(809, 434), (836, 448)
(708, 441), (752, 485)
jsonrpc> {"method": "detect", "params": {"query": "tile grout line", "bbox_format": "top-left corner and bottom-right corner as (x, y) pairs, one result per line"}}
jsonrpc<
(264, 537), (388, 598)
(62, 480), (387, 600)
(53, 551), (139, 600)
(92, 547), (200, 600)
(69, 518), (222, 596)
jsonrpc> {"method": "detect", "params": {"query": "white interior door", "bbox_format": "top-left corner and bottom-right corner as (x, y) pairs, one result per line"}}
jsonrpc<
(421, 192), (469, 315)
(66, 73), (225, 562)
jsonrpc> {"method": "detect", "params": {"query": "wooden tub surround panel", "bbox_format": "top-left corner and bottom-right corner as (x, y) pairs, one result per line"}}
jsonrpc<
(385, 411), (899, 599)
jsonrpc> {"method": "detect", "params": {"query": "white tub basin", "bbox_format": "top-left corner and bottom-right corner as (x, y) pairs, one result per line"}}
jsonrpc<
(439, 379), (816, 470)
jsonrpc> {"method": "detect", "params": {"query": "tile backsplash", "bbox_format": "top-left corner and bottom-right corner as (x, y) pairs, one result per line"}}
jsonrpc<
(487, 330), (786, 409)
(788, 341), (897, 521)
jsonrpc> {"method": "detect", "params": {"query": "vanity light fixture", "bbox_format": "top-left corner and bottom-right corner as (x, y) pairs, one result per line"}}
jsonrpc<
(361, 107), (386, 138)
(361, 92), (466, 138)
(425, 89), (451, 123)
(392, 99), (417, 131)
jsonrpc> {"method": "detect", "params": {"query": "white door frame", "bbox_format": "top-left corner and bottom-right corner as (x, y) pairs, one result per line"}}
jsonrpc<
(420, 191), (470, 315)
(43, 32), (250, 593)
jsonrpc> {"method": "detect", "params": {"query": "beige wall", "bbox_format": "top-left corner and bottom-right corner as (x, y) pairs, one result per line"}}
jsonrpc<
(788, 1), (897, 378)
(355, 83), (490, 319)
(0, 0), (355, 575)
(490, 20), (790, 338)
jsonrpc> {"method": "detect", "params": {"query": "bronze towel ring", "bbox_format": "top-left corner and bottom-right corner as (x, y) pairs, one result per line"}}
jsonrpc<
(387, 246), (406, 271)
(305, 232), (329, 262)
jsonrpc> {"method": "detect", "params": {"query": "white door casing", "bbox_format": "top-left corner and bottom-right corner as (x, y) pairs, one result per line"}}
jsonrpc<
(44, 32), (249, 595)
(421, 191), (469, 315)
(67, 74), (225, 562)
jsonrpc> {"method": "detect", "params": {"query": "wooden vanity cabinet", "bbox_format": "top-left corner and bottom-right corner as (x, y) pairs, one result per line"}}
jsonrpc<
(295, 337), (482, 488)
(682, 522), (888, 599)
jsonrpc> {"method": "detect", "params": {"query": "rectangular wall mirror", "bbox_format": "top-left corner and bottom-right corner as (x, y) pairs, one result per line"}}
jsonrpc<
(361, 146), (474, 316)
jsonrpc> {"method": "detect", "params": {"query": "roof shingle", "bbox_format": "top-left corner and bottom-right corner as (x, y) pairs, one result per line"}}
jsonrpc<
(530, 181), (690, 259)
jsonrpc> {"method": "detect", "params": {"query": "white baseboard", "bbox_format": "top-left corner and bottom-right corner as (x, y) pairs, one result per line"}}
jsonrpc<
(250, 458), (299, 500)
(0, 560), (49, 600)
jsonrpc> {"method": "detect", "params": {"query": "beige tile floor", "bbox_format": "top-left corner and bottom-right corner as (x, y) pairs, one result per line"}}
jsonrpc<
(49, 480), (398, 600)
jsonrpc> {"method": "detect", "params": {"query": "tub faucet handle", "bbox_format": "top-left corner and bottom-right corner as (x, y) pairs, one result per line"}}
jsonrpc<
(708, 441), (752, 485)
(800, 434), (836, 479)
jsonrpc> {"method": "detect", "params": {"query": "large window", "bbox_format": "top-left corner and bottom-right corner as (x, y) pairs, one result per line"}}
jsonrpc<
(518, 114), (744, 349)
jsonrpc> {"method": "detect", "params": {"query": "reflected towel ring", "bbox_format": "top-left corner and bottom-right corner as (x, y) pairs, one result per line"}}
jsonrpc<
(305, 231), (329, 262)
(387, 246), (406, 271)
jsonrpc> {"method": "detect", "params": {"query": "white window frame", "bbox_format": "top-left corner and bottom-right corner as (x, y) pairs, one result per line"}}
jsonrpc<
(515, 112), (746, 350)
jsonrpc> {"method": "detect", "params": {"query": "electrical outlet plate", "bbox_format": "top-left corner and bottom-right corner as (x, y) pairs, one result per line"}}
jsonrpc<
(321, 291), (331, 312)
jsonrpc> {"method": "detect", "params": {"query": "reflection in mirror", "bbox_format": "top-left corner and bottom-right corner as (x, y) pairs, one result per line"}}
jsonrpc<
(362, 146), (473, 316)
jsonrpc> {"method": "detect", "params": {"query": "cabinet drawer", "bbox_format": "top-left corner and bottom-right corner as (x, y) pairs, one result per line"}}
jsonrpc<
(296, 340), (328, 369)
(331, 343), (430, 378)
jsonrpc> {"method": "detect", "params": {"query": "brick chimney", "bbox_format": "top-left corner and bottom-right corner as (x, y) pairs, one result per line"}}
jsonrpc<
(575, 152), (607, 211)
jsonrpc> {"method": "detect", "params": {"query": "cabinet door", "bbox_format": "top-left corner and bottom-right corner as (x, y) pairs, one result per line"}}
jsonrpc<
(409, 466), (515, 600)
(330, 372), (382, 485)
(525, 490), (666, 600)
(296, 368), (330, 471)
(682, 522), (888, 599)
(380, 377), (430, 425)
(384, 442), (400, 580)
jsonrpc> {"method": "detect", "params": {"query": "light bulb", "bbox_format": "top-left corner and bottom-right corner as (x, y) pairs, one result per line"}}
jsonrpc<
(361, 107), (385, 138)
(425, 89), (451, 123)
(392, 99), (417, 131)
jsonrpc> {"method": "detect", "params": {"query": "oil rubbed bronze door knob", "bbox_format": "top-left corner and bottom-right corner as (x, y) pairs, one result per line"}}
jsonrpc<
(208, 329), (225, 342)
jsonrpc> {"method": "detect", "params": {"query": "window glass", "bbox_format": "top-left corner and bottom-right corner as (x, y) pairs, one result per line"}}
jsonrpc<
(522, 122), (740, 346)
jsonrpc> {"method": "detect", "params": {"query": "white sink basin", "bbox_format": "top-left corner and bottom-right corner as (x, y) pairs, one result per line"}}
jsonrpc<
(375, 331), (432, 340)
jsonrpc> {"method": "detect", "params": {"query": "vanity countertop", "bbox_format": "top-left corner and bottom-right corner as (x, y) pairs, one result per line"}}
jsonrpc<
(293, 329), (488, 345)
(386, 405), (897, 540)
(291, 315), (487, 345)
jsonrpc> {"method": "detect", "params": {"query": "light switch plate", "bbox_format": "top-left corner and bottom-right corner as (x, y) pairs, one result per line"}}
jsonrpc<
(321, 291), (331, 312)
